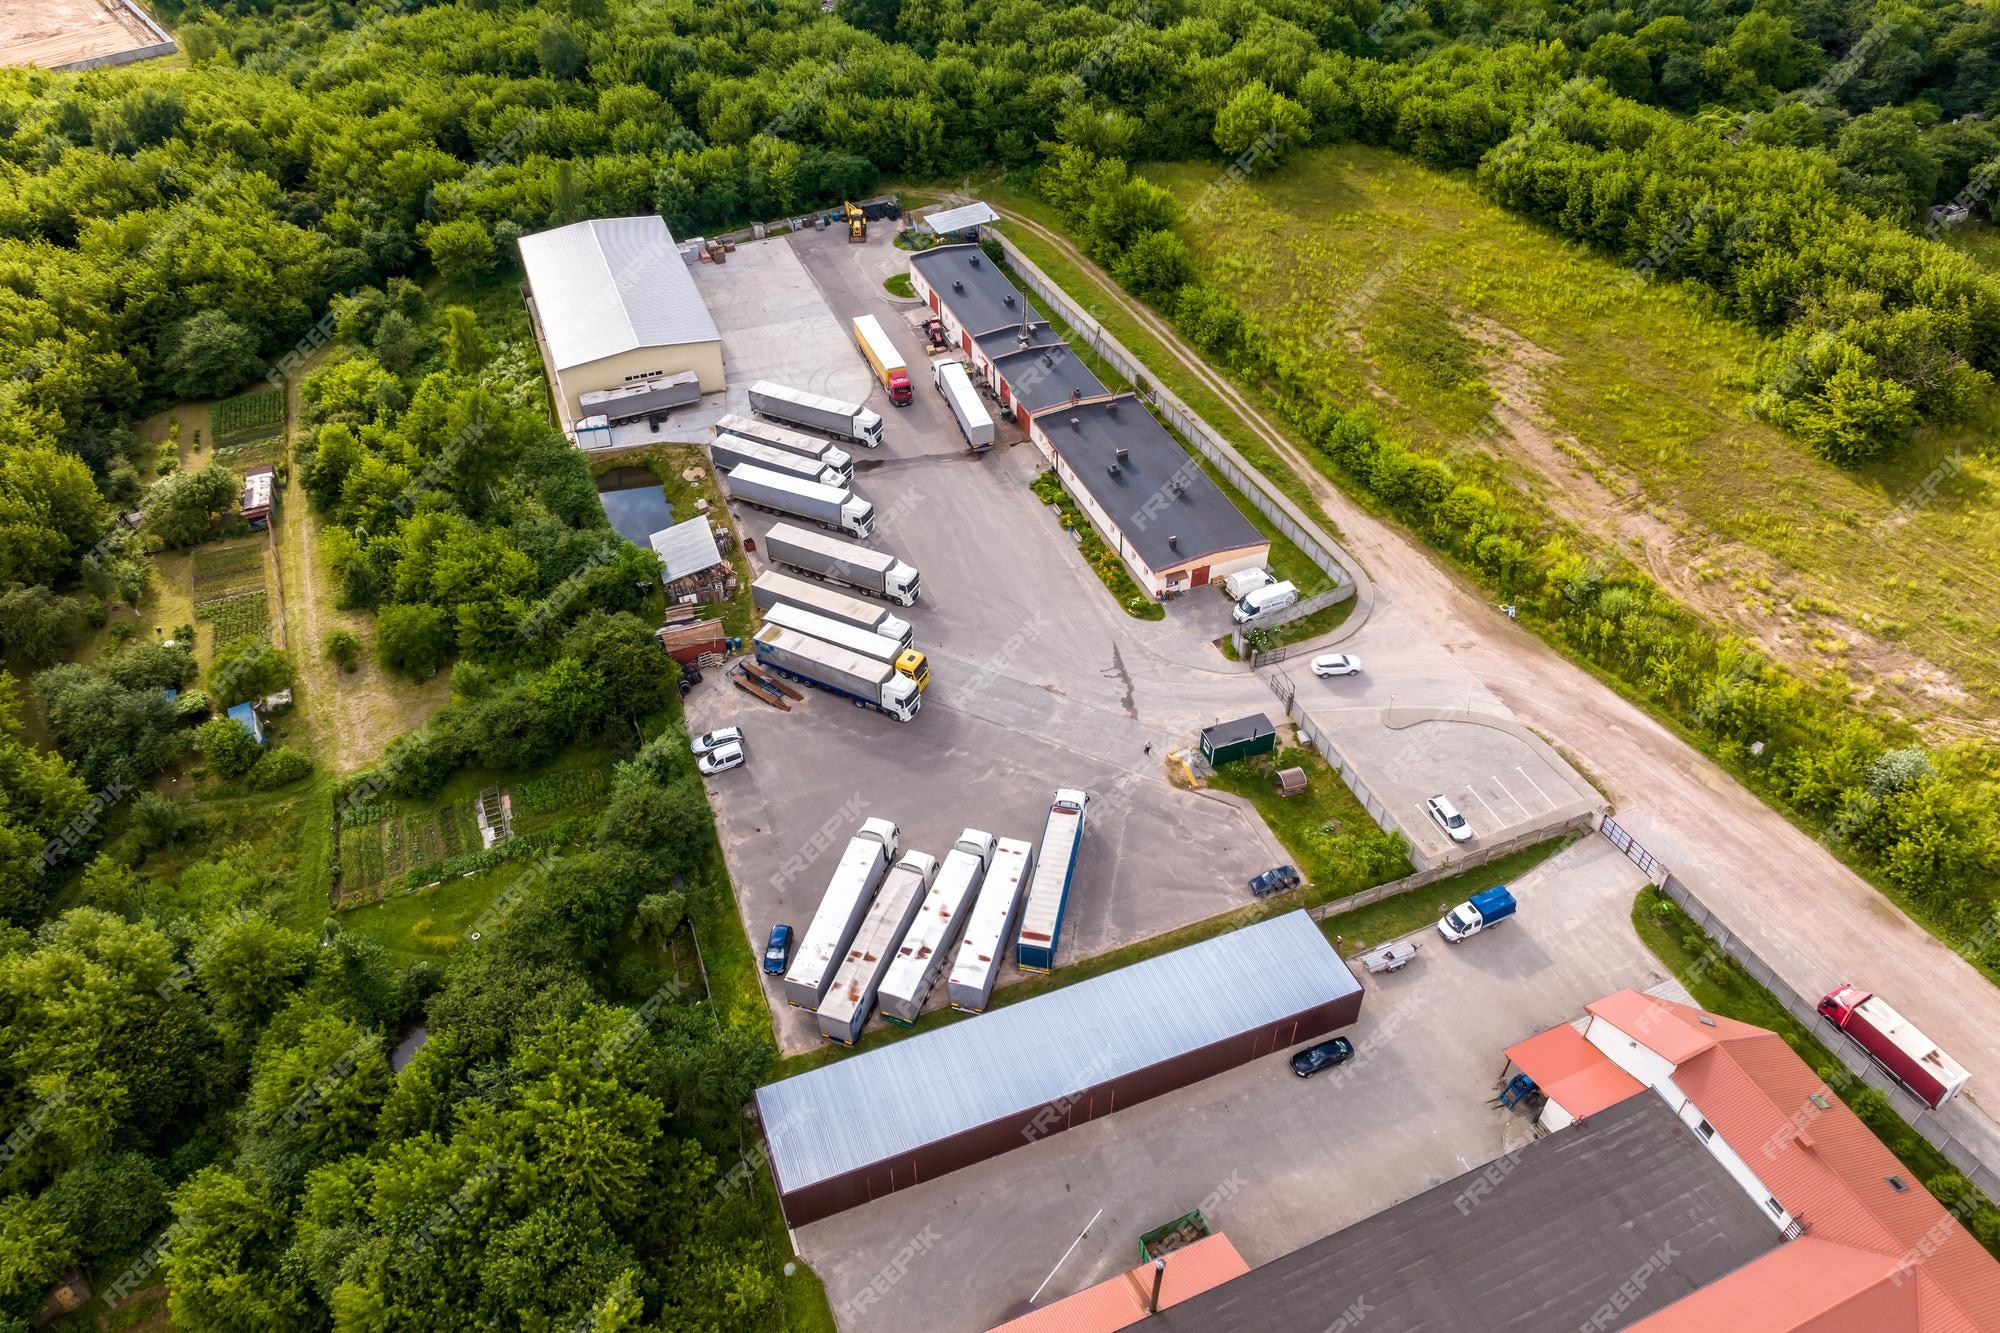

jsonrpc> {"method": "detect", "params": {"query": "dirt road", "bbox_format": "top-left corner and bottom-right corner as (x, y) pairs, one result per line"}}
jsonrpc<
(996, 209), (2000, 1161)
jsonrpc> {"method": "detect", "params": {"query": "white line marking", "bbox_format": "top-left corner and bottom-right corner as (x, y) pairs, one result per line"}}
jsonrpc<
(1516, 765), (1552, 807)
(1032, 1206), (1105, 1304)
(1466, 787), (1500, 822)
(1490, 773), (1527, 818)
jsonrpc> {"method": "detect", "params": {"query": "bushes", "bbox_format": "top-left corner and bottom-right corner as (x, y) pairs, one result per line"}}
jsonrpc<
(376, 604), (452, 678)
(250, 747), (313, 790)
(196, 716), (262, 778)
(324, 629), (362, 672)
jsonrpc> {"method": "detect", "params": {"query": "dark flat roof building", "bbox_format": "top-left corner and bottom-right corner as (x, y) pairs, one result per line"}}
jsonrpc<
(1153, 1091), (1782, 1333)
(990, 343), (1108, 423)
(910, 243), (1037, 339)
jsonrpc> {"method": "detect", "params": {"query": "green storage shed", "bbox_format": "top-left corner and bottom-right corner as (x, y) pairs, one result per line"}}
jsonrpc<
(1201, 713), (1276, 766)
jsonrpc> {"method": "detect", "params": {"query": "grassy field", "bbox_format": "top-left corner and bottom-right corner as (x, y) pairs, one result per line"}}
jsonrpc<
(1148, 146), (2000, 735)
(1203, 742), (1411, 904)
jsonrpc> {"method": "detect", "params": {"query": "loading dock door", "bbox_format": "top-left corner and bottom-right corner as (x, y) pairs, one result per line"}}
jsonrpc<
(1191, 566), (1210, 588)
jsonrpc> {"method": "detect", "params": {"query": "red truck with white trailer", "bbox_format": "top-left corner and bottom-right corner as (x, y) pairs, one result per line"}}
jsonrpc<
(1817, 984), (1969, 1108)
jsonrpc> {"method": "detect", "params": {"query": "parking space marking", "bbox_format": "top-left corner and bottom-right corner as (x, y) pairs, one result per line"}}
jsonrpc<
(1516, 764), (1553, 809)
(1488, 772), (1529, 821)
(1463, 786), (1500, 823)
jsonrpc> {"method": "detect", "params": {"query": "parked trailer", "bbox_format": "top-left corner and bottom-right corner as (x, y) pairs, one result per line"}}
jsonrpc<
(1016, 790), (1088, 973)
(751, 571), (912, 649)
(725, 464), (874, 539)
(818, 851), (936, 1044)
(878, 831), (993, 1026)
(753, 626), (921, 723)
(782, 818), (899, 1010)
(854, 315), (913, 406)
(947, 838), (1034, 1013)
(933, 361), (994, 452)
(578, 371), (701, 423)
(1818, 984), (1970, 1108)
(714, 413), (851, 483)
(765, 523), (921, 605)
(712, 433), (845, 489)
(749, 380), (885, 449)
(760, 602), (928, 691)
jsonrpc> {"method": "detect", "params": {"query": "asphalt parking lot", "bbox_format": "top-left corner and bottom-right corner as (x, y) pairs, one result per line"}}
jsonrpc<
(799, 831), (1667, 1332)
(685, 228), (1292, 1053)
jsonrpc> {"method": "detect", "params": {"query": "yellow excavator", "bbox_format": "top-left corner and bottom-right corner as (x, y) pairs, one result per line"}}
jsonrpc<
(842, 199), (866, 243)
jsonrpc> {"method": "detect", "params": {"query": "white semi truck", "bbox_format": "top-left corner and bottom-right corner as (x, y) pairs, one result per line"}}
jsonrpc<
(710, 433), (845, 489)
(725, 464), (874, 539)
(877, 830), (993, 1026)
(783, 817), (899, 1010)
(759, 602), (929, 691)
(947, 837), (1035, 1013)
(714, 413), (852, 483)
(752, 625), (921, 722)
(749, 380), (884, 449)
(817, 850), (936, 1045)
(751, 571), (912, 648)
(764, 523), (920, 605)
(933, 360), (994, 452)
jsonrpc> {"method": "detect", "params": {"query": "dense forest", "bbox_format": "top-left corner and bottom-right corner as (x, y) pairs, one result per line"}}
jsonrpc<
(0, 0), (1996, 1326)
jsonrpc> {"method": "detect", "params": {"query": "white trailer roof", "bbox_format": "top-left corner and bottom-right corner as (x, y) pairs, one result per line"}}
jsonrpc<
(1019, 795), (1086, 948)
(760, 603), (901, 665)
(517, 217), (720, 369)
(787, 834), (890, 995)
(716, 413), (840, 459)
(757, 911), (1360, 1193)
(752, 571), (883, 625)
(751, 379), (866, 418)
(766, 524), (900, 575)
(936, 361), (993, 430)
(756, 625), (893, 685)
(818, 857), (931, 1031)
(1853, 991), (1970, 1089)
(713, 434), (833, 482)
(949, 838), (1033, 994)
(853, 315), (906, 373)
(880, 842), (987, 1012)
(728, 463), (849, 506)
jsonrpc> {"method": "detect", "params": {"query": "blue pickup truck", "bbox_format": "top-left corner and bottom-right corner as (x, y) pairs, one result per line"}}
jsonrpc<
(1438, 886), (1516, 942)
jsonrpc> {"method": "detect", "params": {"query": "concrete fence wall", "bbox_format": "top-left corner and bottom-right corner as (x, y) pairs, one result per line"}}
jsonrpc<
(983, 230), (1361, 604)
(1308, 812), (1599, 928)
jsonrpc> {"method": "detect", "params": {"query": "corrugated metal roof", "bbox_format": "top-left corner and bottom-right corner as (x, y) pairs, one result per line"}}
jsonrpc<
(755, 911), (1359, 1194)
(1628, 1238), (1919, 1333)
(924, 201), (999, 234)
(1504, 1022), (1645, 1120)
(517, 217), (720, 369)
(647, 516), (721, 581)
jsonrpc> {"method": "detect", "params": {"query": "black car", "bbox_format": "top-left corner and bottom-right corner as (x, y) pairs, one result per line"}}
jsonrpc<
(1291, 1037), (1355, 1078)
(1249, 865), (1303, 898)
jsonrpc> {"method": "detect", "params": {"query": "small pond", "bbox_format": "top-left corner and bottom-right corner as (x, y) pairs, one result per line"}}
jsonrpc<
(596, 466), (673, 545)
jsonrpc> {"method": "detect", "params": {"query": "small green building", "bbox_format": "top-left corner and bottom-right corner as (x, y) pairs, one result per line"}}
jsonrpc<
(1200, 713), (1276, 766)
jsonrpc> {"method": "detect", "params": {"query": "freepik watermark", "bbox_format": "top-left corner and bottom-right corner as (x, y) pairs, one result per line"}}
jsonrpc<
(767, 794), (870, 892)
(1577, 1241), (1680, 1331)
(588, 978), (693, 1075)
(281, 1028), (380, 1129)
(1187, 127), (1292, 222)
(518, 544), (619, 641)
(410, 1155), (505, 1251)
(100, 1215), (200, 1309)
(37, 778), (133, 874)
(463, 848), (564, 942)
(842, 1224), (945, 1320)
(0, 1082), (73, 1165)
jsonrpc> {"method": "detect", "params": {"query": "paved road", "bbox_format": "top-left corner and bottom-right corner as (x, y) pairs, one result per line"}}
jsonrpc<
(995, 208), (2000, 1162)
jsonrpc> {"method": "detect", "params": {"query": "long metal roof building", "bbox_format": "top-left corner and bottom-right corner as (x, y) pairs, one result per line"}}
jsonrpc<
(516, 216), (721, 370)
(755, 910), (1363, 1226)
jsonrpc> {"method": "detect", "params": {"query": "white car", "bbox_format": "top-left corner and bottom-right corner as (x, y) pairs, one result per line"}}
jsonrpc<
(1311, 654), (1362, 677)
(1426, 795), (1473, 843)
(690, 727), (744, 756)
(696, 742), (746, 776)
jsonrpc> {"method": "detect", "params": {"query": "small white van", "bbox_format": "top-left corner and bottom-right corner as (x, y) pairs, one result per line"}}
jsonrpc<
(1232, 580), (1299, 624)
(1222, 567), (1275, 601)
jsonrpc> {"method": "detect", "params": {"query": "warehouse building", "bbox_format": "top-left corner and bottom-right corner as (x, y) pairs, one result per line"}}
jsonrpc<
(517, 217), (723, 428)
(989, 342), (1106, 425)
(972, 319), (1061, 381)
(909, 243), (1035, 355)
(1030, 395), (1268, 598)
(754, 911), (1362, 1227)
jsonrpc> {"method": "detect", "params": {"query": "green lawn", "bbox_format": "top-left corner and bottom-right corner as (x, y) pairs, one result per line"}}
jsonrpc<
(883, 273), (915, 298)
(1029, 471), (1166, 619)
(1318, 832), (1578, 956)
(1633, 886), (2000, 1257)
(1204, 744), (1409, 905)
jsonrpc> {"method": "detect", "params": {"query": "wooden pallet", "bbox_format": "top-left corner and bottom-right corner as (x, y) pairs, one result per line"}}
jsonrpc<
(741, 661), (803, 700)
(732, 673), (791, 710)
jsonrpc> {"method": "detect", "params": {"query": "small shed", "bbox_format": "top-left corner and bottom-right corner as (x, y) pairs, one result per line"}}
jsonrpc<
(1276, 767), (1308, 797)
(656, 619), (727, 667)
(226, 701), (266, 746)
(918, 201), (999, 238)
(240, 465), (275, 530)
(650, 517), (735, 604)
(1200, 713), (1276, 766)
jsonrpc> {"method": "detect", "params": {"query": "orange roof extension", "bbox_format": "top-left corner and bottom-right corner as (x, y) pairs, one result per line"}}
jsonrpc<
(990, 1232), (1250, 1333)
(1504, 1022), (1646, 1120)
(1591, 990), (2000, 1333)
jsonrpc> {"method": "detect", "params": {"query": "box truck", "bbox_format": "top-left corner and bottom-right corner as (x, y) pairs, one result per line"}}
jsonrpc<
(853, 315), (913, 406)
(751, 571), (912, 649)
(711, 434), (845, 489)
(578, 371), (701, 423)
(753, 626), (921, 722)
(1016, 790), (1088, 973)
(725, 464), (874, 539)
(933, 361), (994, 452)
(819, 851), (937, 1044)
(1818, 984), (1970, 1108)
(714, 412), (851, 483)
(878, 830), (993, 1025)
(783, 818), (899, 1009)
(760, 601), (929, 691)
(1437, 886), (1516, 942)
(749, 380), (884, 449)
(947, 837), (1035, 1012)
(764, 523), (921, 605)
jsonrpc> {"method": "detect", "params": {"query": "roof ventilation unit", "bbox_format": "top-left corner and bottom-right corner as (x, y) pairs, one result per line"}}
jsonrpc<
(953, 280), (964, 292)
(1168, 535), (1180, 550)
(1004, 294), (1015, 306)
(1107, 462), (1120, 476)
(1069, 416), (1081, 429)
(1115, 448), (1129, 462)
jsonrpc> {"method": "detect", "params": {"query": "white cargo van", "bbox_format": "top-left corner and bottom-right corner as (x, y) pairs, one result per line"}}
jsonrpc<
(1232, 580), (1299, 623)
(1223, 567), (1275, 600)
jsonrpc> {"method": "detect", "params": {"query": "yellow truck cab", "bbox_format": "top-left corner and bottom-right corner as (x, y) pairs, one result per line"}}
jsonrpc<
(895, 648), (931, 691)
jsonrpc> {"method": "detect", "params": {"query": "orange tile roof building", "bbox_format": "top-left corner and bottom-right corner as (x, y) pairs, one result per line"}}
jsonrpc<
(989, 1232), (1248, 1333)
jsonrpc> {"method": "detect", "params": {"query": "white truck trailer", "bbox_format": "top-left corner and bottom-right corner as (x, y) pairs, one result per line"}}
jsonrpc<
(946, 837), (1035, 1012)
(578, 371), (701, 423)
(751, 571), (912, 649)
(764, 523), (920, 605)
(749, 380), (884, 449)
(782, 817), (899, 1010)
(711, 434), (845, 489)
(714, 413), (852, 483)
(760, 602), (928, 690)
(752, 626), (921, 722)
(818, 850), (936, 1044)
(877, 830), (994, 1026)
(933, 360), (995, 452)
(1016, 789), (1088, 973)
(725, 464), (874, 539)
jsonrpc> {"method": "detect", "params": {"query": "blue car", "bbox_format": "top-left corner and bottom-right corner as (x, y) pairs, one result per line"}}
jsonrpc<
(762, 923), (793, 975)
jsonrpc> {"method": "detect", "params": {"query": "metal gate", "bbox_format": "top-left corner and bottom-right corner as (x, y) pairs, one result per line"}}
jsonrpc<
(1265, 668), (1296, 712)
(1600, 815), (1667, 880)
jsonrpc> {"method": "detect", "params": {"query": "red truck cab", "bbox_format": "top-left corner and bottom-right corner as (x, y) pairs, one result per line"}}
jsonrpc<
(887, 370), (912, 406)
(1818, 983), (1970, 1108)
